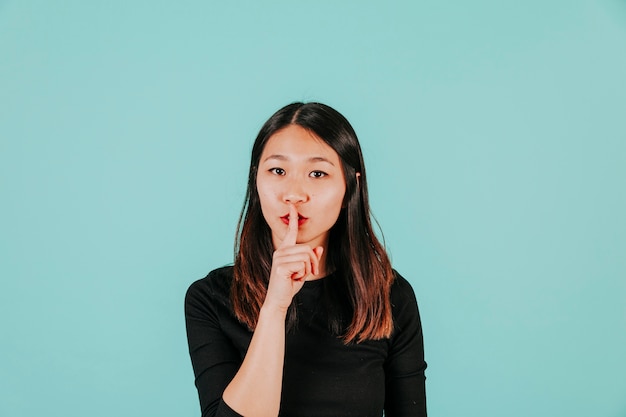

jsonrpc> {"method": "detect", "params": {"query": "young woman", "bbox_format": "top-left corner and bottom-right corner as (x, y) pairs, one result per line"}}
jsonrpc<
(185, 102), (427, 417)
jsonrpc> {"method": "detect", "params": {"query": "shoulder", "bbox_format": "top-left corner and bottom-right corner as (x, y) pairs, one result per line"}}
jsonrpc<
(389, 269), (419, 309)
(184, 265), (234, 314)
(389, 269), (422, 333)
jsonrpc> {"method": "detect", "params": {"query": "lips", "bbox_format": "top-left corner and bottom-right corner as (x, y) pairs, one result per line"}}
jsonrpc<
(281, 214), (308, 226)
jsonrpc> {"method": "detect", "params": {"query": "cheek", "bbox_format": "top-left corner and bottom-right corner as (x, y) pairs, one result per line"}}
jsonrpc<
(256, 177), (271, 202)
(256, 181), (279, 223)
(335, 182), (348, 204)
(257, 189), (270, 213)
(256, 174), (279, 195)
(322, 185), (347, 212)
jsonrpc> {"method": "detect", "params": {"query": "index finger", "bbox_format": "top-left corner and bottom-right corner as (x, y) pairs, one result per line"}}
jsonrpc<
(280, 204), (298, 248)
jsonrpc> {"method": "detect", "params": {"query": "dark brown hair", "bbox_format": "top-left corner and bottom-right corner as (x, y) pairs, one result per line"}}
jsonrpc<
(232, 102), (394, 343)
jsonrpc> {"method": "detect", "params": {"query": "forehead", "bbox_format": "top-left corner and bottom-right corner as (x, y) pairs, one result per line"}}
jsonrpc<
(260, 125), (341, 163)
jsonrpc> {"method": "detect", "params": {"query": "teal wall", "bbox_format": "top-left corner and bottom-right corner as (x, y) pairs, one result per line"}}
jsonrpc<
(1, 1), (625, 416)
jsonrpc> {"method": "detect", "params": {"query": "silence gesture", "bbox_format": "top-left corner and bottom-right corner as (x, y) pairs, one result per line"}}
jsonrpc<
(264, 204), (324, 313)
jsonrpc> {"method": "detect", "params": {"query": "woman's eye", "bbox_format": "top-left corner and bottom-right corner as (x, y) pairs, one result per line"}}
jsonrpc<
(310, 170), (327, 178)
(269, 168), (285, 175)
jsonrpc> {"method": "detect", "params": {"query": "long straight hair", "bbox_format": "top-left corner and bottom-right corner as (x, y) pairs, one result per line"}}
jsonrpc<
(232, 102), (394, 343)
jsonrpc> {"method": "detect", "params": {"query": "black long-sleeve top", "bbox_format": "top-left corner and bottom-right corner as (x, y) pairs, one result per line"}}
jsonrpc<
(185, 266), (427, 417)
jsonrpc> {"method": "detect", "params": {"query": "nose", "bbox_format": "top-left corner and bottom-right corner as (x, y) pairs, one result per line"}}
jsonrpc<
(282, 177), (309, 204)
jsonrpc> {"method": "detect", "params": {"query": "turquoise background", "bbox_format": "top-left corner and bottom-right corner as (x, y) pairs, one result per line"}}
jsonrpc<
(1, 1), (625, 416)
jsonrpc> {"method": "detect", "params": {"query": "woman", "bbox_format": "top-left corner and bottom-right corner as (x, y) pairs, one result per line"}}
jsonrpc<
(185, 102), (427, 417)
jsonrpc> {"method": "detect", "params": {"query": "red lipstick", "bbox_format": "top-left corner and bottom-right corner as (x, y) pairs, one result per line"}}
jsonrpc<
(281, 214), (308, 226)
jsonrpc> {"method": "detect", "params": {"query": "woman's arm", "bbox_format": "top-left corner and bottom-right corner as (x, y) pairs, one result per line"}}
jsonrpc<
(186, 205), (321, 417)
(185, 273), (242, 417)
(220, 303), (287, 416)
(186, 286), (290, 417)
(384, 273), (427, 417)
(221, 204), (323, 417)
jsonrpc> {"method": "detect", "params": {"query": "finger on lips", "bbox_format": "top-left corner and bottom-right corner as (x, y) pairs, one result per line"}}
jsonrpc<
(277, 204), (325, 278)
(280, 204), (298, 248)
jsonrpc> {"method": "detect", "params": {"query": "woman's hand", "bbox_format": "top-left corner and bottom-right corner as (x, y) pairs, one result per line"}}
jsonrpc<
(263, 204), (324, 313)
(223, 203), (321, 416)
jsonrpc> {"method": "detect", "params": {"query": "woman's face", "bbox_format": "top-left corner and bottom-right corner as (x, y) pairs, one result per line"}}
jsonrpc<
(257, 124), (346, 250)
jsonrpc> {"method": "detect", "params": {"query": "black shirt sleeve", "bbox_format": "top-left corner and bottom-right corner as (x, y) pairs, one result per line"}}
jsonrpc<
(185, 271), (243, 417)
(384, 273), (428, 416)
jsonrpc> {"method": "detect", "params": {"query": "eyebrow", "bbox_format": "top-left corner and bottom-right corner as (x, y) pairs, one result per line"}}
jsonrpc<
(262, 154), (335, 166)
